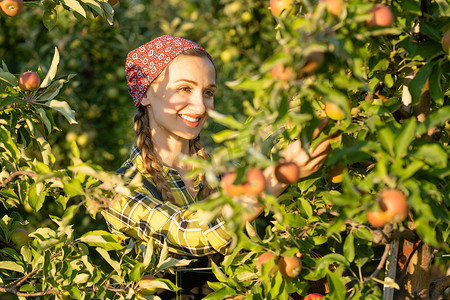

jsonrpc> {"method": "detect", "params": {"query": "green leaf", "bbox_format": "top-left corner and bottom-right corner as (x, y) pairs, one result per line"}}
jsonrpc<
(327, 270), (347, 300)
(96, 247), (121, 274)
(129, 262), (143, 282)
(208, 110), (243, 130)
(82, 0), (104, 16)
(376, 126), (395, 157)
(28, 183), (47, 212)
(41, 47), (60, 88)
(408, 62), (435, 106)
(43, 5), (57, 30)
(98, 0), (114, 25)
(414, 144), (448, 168)
(0, 71), (18, 86)
(343, 232), (355, 263)
(202, 286), (237, 300)
(61, 0), (86, 18)
(45, 100), (77, 124)
(394, 118), (416, 159)
(79, 230), (125, 251)
(63, 179), (84, 197)
(0, 261), (25, 273)
(39, 238), (61, 251)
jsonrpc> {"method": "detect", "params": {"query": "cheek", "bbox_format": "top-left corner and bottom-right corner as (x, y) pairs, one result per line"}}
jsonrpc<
(205, 99), (214, 110)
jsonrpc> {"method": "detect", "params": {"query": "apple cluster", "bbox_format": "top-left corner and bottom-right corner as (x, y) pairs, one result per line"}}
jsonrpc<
(256, 252), (303, 279)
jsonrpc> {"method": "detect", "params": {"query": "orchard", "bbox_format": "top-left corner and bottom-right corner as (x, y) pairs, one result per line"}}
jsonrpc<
(0, 0), (449, 300)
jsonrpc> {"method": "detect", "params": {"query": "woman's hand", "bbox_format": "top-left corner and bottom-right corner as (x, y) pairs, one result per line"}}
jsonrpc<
(265, 119), (332, 196)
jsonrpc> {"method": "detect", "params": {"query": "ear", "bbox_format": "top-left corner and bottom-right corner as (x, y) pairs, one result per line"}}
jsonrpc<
(140, 89), (151, 106)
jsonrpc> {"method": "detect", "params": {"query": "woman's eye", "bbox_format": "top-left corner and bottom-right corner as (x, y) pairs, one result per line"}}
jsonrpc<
(204, 90), (215, 97)
(179, 87), (191, 93)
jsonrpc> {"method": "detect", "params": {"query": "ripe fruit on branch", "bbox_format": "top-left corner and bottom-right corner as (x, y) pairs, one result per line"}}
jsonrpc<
(138, 274), (158, 295)
(328, 163), (346, 183)
(271, 64), (295, 81)
(270, 0), (294, 17)
(379, 189), (408, 223)
(442, 29), (450, 53)
(323, 0), (344, 16)
(301, 51), (324, 74)
(256, 252), (277, 276)
(367, 189), (408, 227)
(366, 4), (394, 27)
(278, 255), (302, 278)
(244, 168), (266, 195)
(221, 168), (266, 196)
(303, 294), (324, 300)
(10, 228), (30, 250)
(19, 71), (41, 92)
(275, 162), (299, 184)
(221, 173), (244, 196)
(324, 102), (347, 120)
(0, 0), (23, 17)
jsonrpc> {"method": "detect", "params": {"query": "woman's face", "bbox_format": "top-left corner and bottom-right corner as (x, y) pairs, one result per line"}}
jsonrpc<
(141, 54), (216, 143)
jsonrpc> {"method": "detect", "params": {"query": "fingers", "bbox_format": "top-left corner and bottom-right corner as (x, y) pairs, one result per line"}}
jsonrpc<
(298, 151), (329, 178)
(310, 138), (331, 157)
(312, 118), (329, 140)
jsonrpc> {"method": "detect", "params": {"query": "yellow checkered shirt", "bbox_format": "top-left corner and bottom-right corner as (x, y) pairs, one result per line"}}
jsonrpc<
(102, 147), (233, 257)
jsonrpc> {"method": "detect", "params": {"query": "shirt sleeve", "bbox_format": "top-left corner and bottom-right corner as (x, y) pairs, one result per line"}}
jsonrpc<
(102, 186), (234, 257)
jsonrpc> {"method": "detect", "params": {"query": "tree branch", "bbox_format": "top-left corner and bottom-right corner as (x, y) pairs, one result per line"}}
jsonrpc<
(0, 170), (37, 188)
(365, 243), (390, 280)
(429, 275), (450, 300)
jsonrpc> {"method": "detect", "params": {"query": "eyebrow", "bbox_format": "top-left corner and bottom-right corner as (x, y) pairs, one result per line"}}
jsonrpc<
(174, 79), (217, 89)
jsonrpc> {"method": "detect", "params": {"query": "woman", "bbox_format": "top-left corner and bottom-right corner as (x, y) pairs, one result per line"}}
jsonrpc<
(102, 35), (331, 299)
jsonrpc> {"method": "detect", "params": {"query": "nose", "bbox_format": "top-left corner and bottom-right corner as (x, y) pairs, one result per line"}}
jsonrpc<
(189, 91), (207, 115)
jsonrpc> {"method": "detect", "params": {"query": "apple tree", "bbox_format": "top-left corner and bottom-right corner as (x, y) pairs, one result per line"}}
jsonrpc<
(184, 0), (450, 299)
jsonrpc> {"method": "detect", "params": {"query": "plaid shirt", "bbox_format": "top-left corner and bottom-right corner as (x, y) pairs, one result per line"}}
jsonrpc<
(102, 147), (233, 257)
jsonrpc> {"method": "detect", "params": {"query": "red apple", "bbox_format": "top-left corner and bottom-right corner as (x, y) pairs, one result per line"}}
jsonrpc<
(275, 162), (299, 184)
(442, 29), (450, 53)
(271, 64), (295, 81)
(221, 173), (244, 196)
(256, 252), (277, 276)
(19, 71), (41, 92)
(270, 0), (294, 17)
(303, 294), (324, 300)
(379, 189), (408, 223)
(243, 168), (266, 195)
(278, 255), (302, 278)
(0, 0), (23, 17)
(324, 0), (344, 16)
(10, 228), (30, 250)
(366, 4), (394, 27)
(324, 102), (346, 120)
(367, 210), (388, 227)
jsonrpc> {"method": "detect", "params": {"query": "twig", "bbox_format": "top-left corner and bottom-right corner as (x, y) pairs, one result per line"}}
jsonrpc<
(366, 243), (391, 280)
(0, 170), (37, 188)
(430, 274), (450, 300)
(6, 250), (63, 288)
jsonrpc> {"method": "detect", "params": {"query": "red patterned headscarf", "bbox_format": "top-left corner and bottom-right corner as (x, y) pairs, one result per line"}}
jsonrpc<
(125, 35), (211, 107)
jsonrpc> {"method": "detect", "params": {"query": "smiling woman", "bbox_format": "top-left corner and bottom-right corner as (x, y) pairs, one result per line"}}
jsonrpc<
(101, 35), (331, 299)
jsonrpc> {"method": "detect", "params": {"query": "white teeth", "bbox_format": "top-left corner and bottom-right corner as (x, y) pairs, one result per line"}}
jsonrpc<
(180, 115), (200, 122)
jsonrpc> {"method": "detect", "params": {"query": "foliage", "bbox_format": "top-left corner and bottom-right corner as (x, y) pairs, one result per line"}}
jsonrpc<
(1, 0), (450, 299)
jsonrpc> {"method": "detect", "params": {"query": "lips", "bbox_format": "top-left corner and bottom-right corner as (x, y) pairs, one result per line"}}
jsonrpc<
(180, 114), (203, 127)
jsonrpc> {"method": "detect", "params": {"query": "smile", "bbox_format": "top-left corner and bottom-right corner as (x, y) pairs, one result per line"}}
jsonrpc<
(180, 115), (201, 122)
